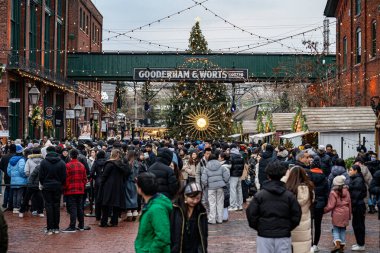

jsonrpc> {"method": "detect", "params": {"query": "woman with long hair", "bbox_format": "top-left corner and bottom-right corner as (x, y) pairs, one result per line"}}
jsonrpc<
(98, 149), (130, 227)
(170, 182), (208, 253)
(125, 150), (139, 221)
(184, 151), (199, 183)
(285, 166), (315, 253)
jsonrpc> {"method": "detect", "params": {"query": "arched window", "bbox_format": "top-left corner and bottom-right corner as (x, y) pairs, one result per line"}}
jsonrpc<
(343, 36), (347, 69)
(355, 0), (361, 16)
(356, 28), (362, 64)
(372, 21), (377, 57)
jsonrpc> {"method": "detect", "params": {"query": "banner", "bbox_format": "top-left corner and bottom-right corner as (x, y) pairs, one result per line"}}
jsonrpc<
(55, 110), (63, 127)
(78, 123), (92, 140)
(66, 109), (75, 119)
(84, 99), (94, 108)
(101, 121), (107, 132)
(107, 127), (116, 139)
(0, 107), (9, 137)
(45, 107), (54, 119)
(133, 68), (248, 81)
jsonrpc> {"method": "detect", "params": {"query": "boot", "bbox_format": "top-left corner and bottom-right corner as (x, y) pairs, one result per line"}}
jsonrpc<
(339, 243), (345, 252)
(331, 241), (341, 253)
(368, 205), (375, 214)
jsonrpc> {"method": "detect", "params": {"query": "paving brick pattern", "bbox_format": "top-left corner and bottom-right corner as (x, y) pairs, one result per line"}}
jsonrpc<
(2, 195), (380, 253)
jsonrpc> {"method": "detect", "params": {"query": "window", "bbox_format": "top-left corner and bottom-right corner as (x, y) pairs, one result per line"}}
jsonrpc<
(57, 0), (62, 17)
(343, 36), (347, 69)
(86, 16), (89, 34)
(355, 0), (361, 15)
(29, 2), (37, 63)
(57, 23), (62, 73)
(372, 21), (377, 58)
(79, 8), (82, 30)
(10, 0), (20, 54)
(356, 28), (362, 64)
(44, 13), (50, 69)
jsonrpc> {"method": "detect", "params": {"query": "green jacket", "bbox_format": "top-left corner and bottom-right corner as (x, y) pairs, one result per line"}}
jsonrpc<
(0, 209), (8, 253)
(135, 194), (173, 253)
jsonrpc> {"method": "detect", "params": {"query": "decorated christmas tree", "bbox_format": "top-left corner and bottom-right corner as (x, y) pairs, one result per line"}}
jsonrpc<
(166, 20), (232, 140)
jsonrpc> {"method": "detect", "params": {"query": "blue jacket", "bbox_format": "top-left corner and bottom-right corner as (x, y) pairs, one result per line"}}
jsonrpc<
(7, 155), (27, 188)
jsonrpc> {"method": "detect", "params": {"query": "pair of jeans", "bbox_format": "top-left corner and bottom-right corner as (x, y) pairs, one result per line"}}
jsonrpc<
(2, 186), (13, 209)
(229, 176), (243, 209)
(101, 206), (120, 226)
(256, 236), (292, 253)
(12, 188), (24, 209)
(352, 204), (366, 246)
(312, 208), (324, 245)
(66, 194), (84, 229)
(42, 189), (62, 230)
(332, 226), (346, 245)
(20, 187), (44, 213)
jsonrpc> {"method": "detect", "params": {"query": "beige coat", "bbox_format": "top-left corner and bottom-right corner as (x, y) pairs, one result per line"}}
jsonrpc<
(291, 185), (313, 253)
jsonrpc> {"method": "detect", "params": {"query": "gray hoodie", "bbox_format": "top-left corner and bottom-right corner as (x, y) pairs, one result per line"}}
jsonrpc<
(201, 160), (230, 190)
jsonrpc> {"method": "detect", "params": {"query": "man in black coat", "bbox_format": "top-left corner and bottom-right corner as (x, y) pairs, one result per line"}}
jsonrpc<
(258, 144), (277, 186)
(148, 148), (179, 200)
(317, 145), (332, 177)
(39, 146), (67, 234)
(0, 144), (16, 210)
(229, 144), (245, 211)
(246, 161), (301, 252)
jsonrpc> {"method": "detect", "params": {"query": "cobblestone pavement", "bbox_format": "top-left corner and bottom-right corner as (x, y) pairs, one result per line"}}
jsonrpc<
(2, 193), (380, 253)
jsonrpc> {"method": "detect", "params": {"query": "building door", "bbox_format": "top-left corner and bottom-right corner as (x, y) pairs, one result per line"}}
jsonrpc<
(9, 81), (20, 140)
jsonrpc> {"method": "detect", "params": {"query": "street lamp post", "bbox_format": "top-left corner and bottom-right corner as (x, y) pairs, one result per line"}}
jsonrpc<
(28, 85), (40, 139)
(74, 104), (82, 138)
(103, 113), (110, 139)
(92, 109), (99, 139)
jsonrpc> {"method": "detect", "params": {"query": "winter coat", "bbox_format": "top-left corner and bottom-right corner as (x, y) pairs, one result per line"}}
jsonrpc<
(135, 194), (173, 253)
(90, 158), (107, 188)
(184, 162), (197, 178)
(291, 185), (313, 253)
(0, 153), (15, 184)
(39, 152), (67, 191)
(318, 152), (332, 177)
(28, 165), (41, 188)
(170, 202), (208, 253)
(7, 155), (27, 188)
(0, 209), (8, 253)
(180, 156), (189, 180)
(246, 180), (302, 238)
(125, 160), (139, 209)
(229, 148), (245, 177)
(328, 165), (350, 189)
(196, 158), (207, 186)
(307, 168), (329, 208)
(201, 160), (230, 190)
(258, 150), (277, 185)
(64, 159), (87, 196)
(24, 154), (43, 177)
(149, 155), (179, 200)
(358, 164), (373, 188)
(324, 186), (351, 227)
(99, 160), (130, 208)
(369, 170), (380, 196)
(146, 151), (157, 168)
(349, 173), (367, 207)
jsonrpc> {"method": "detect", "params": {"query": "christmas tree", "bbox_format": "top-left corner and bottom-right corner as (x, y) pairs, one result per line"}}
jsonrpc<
(166, 21), (232, 140)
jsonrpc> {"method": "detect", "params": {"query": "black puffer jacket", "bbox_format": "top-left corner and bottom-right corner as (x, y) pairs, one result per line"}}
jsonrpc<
(246, 180), (301, 238)
(0, 153), (15, 184)
(349, 173), (367, 207)
(307, 168), (329, 208)
(149, 148), (179, 199)
(369, 170), (380, 196)
(258, 150), (277, 185)
(318, 153), (332, 177)
(90, 158), (107, 188)
(170, 201), (208, 253)
(229, 149), (245, 177)
(28, 165), (41, 188)
(39, 152), (67, 190)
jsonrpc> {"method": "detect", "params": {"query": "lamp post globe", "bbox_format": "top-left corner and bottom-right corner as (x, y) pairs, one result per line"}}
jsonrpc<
(74, 104), (82, 118)
(92, 109), (99, 120)
(28, 85), (40, 105)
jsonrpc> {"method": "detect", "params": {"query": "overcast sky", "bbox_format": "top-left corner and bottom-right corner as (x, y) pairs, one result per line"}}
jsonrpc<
(93, 0), (335, 54)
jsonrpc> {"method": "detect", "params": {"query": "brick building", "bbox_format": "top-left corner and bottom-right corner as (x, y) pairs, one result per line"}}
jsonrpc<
(325, 0), (380, 106)
(0, 0), (104, 141)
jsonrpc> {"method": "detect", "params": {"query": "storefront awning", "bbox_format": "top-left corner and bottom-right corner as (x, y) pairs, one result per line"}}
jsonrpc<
(228, 134), (241, 138)
(280, 131), (308, 139)
(249, 132), (276, 139)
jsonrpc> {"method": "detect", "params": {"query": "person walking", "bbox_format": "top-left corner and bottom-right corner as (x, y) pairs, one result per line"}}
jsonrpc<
(324, 175), (352, 252)
(98, 149), (130, 227)
(7, 144), (27, 213)
(307, 157), (329, 252)
(369, 169), (380, 220)
(89, 150), (107, 221)
(285, 166), (314, 253)
(171, 182), (208, 253)
(183, 151), (198, 183)
(62, 149), (89, 233)
(201, 154), (230, 224)
(228, 144), (245, 211)
(135, 172), (172, 253)
(0, 208), (8, 253)
(246, 161), (302, 253)
(39, 146), (67, 235)
(348, 165), (367, 251)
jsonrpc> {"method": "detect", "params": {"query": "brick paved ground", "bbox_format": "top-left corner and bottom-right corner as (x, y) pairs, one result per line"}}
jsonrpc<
(1, 192), (380, 253)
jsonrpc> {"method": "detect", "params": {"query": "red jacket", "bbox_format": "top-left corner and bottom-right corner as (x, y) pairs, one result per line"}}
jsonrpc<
(64, 159), (87, 196)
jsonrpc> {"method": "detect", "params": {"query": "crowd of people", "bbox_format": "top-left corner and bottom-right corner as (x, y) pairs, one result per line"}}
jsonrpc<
(0, 137), (380, 252)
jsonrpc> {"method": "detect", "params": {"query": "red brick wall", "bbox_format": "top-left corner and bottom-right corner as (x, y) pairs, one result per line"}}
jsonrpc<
(0, 0), (11, 107)
(335, 0), (380, 106)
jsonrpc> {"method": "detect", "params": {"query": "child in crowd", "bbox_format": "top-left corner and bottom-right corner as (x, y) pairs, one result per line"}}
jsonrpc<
(324, 175), (351, 253)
